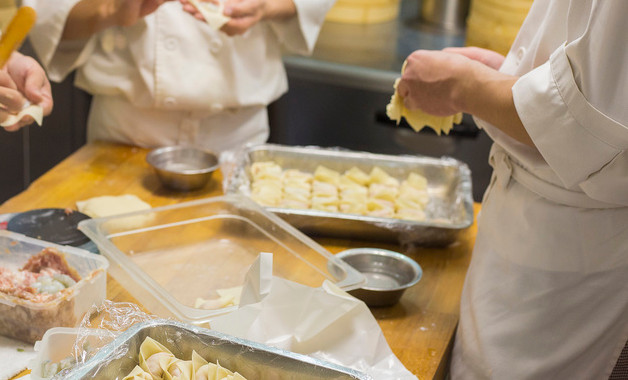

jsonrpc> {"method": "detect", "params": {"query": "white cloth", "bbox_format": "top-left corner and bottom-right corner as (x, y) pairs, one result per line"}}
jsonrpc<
(0, 336), (35, 380)
(23, 0), (334, 152)
(452, 0), (628, 379)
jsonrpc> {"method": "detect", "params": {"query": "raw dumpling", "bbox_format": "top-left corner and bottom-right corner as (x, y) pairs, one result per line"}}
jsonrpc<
(138, 337), (177, 379)
(343, 167), (370, 186)
(368, 183), (398, 202)
(405, 172), (428, 190)
(369, 167), (400, 187)
(313, 165), (340, 184)
(250, 162), (282, 181)
(123, 366), (153, 380)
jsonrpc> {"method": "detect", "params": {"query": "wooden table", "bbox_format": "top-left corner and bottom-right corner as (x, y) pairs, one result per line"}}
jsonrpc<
(2, 142), (478, 380)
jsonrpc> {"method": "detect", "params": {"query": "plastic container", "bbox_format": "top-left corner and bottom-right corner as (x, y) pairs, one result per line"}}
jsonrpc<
(78, 195), (365, 325)
(0, 231), (109, 344)
(30, 327), (115, 380)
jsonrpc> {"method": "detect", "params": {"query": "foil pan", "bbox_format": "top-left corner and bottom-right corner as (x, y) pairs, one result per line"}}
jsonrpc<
(223, 144), (474, 246)
(61, 320), (371, 379)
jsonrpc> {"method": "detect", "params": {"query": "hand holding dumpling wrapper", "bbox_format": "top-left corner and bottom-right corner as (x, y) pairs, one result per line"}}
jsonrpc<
(386, 60), (463, 135)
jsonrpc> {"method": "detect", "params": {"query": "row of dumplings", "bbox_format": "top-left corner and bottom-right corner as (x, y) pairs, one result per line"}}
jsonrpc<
(249, 161), (430, 221)
(124, 337), (246, 380)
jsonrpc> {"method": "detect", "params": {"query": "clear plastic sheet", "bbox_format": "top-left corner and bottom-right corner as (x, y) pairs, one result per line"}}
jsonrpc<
(42, 300), (158, 379)
(221, 143), (474, 247)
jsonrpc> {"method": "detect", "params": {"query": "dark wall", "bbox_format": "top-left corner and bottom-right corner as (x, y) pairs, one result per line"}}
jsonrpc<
(0, 41), (91, 204)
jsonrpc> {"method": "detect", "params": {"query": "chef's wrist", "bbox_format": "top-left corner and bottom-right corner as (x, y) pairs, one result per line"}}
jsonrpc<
(63, 0), (118, 40)
(261, 0), (296, 20)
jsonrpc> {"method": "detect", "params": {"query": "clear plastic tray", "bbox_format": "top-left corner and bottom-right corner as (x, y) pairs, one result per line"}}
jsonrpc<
(0, 231), (109, 344)
(78, 195), (365, 325)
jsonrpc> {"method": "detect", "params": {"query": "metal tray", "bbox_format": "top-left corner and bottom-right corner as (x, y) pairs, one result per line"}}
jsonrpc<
(224, 144), (474, 246)
(62, 320), (371, 380)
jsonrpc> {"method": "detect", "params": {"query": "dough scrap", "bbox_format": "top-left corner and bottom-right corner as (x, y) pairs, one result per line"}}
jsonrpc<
(386, 62), (463, 135)
(188, 0), (231, 30)
(76, 194), (153, 231)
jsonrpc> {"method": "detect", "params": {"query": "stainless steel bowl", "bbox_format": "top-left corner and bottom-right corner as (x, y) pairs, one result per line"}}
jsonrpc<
(146, 146), (219, 191)
(335, 248), (422, 307)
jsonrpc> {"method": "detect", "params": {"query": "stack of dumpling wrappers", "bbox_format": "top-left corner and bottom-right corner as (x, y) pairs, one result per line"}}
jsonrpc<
(123, 337), (246, 380)
(249, 161), (429, 221)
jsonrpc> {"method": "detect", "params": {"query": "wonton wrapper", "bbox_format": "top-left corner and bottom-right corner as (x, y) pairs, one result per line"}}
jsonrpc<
(163, 359), (193, 380)
(1, 103), (44, 127)
(123, 366), (153, 380)
(76, 194), (153, 231)
(139, 337), (177, 379)
(369, 167), (399, 187)
(405, 172), (428, 190)
(314, 165), (341, 184)
(386, 61), (463, 135)
(343, 167), (370, 186)
(250, 161), (282, 180)
(188, 0), (231, 30)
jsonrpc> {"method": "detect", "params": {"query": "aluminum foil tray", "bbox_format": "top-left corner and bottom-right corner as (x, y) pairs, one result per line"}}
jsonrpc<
(62, 320), (371, 380)
(224, 144), (474, 246)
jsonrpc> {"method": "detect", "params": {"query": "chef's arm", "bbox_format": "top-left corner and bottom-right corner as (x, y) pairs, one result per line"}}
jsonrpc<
(261, 0), (296, 20)
(398, 49), (533, 147)
(61, 0), (171, 40)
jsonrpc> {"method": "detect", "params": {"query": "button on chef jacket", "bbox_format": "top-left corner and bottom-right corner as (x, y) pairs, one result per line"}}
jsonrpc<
(24, 0), (335, 152)
(450, 1), (628, 379)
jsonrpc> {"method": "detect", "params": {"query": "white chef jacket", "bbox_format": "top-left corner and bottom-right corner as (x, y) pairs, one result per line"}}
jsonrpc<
(23, 0), (334, 152)
(451, 1), (628, 379)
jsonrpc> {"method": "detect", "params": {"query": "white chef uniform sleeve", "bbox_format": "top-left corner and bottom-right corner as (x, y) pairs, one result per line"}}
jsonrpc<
(266, 0), (335, 55)
(23, 0), (98, 82)
(512, 2), (628, 205)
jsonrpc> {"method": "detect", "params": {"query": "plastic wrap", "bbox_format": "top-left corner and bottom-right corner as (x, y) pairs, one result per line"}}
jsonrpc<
(221, 143), (474, 247)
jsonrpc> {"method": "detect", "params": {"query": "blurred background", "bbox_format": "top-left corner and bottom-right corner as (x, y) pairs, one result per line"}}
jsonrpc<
(0, 0), (533, 203)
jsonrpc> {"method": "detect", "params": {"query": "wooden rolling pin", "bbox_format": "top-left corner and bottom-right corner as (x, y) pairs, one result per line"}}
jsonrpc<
(0, 6), (36, 69)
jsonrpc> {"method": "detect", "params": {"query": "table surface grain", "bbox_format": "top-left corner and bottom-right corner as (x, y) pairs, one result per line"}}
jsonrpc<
(1, 142), (478, 380)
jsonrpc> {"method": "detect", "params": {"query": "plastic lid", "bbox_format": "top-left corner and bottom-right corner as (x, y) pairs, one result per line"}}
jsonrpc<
(7, 208), (92, 247)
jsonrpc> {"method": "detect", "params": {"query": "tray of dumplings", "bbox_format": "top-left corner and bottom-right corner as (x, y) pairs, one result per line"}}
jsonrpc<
(60, 319), (371, 379)
(223, 144), (474, 246)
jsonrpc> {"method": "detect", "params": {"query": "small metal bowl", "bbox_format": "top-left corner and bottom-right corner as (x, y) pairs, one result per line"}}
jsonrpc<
(335, 248), (422, 307)
(146, 146), (219, 191)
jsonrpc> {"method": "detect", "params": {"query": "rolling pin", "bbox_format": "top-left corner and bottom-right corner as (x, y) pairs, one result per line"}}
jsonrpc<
(0, 6), (37, 69)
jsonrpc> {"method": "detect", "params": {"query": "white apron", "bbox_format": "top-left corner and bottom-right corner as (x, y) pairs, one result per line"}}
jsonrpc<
(450, 1), (628, 378)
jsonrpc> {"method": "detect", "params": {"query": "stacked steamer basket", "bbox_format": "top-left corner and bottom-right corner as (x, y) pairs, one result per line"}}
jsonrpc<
(325, 0), (401, 24)
(465, 0), (533, 55)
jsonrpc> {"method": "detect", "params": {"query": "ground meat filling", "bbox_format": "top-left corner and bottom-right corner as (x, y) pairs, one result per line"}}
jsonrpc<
(0, 247), (81, 303)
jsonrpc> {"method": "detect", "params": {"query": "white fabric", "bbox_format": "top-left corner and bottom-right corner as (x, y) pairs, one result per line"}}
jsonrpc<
(23, 0), (334, 152)
(452, 0), (628, 379)
(0, 336), (35, 380)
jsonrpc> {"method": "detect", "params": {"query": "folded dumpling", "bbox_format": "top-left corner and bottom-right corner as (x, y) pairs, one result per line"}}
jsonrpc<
(342, 167), (370, 186)
(123, 366), (153, 380)
(314, 165), (340, 184)
(369, 167), (400, 187)
(139, 337), (177, 379)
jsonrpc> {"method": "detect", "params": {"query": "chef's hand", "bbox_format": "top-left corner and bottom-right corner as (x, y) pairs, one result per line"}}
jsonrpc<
(0, 52), (53, 132)
(112, 0), (173, 27)
(397, 50), (474, 117)
(442, 47), (505, 70)
(63, 0), (174, 40)
(180, 0), (296, 36)
(398, 49), (533, 146)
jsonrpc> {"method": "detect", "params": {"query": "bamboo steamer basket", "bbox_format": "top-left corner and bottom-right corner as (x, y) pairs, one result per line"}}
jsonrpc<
(465, 0), (533, 55)
(325, 0), (401, 24)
